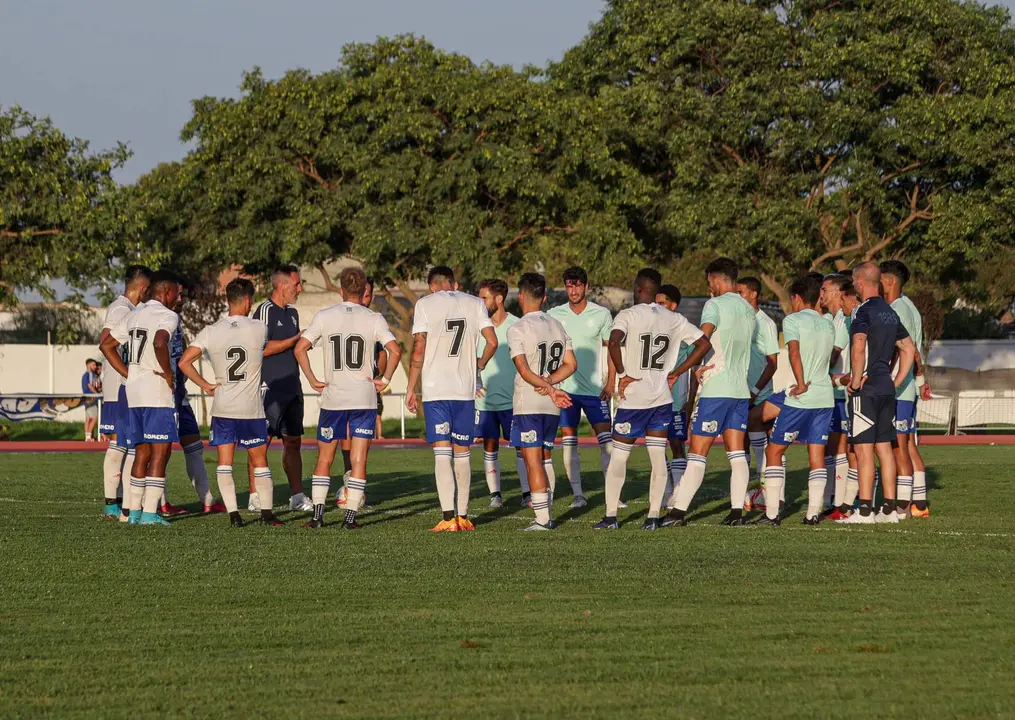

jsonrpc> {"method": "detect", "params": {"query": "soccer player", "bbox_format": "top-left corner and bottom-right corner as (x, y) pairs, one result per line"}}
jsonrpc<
(594, 269), (710, 530)
(508, 273), (577, 530)
(405, 266), (497, 532)
(654, 284), (693, 506)
(818, 274), (854, 519)
(880, 260), (933, 518)
(97, 265), (151, 520)
(100, 270), (182, 526)
(160, 281), (226, 516)
(475, 278), (525, 509)
(667, 257), (756, 527)
(295, 267), (401, 529)
(839, 262), (916, 524)
(547, 266), (616, 509)
(755, 276), (835, 526)
(178, 278), (285, 527)
(250, 265), (309, 513)
(737, 276), (780, 474)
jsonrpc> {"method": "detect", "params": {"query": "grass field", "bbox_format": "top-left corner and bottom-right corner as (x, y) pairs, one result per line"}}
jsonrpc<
(2, 445), (1014, 718)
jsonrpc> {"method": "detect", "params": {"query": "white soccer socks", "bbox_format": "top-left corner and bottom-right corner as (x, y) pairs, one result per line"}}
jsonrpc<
(515, 449), (530, 495)
(597, 431), (613, 478)
(102, 444), (127, 501)
(672, 453), (707, 512)
(913, 470), (928, 507)
(543, 459), (556, 504)
(807, 468), (825, 520)
(561, 436), (582, 497)
(531, 491), (551, 526)
(453, 449), (471, 518)
(433, 448), (455, 512)
(898, 474), (914, 505)
(844, 467), (860, 507)
(184, 441), (213, 506)
(311, 474), (330, 507)
(604, 442), (632, 517)
(253, 467), (273, 512)
(665, 457), (687, 509)
(645, 438), (669, 519)
(483, 450), (501, 495)
(728, 450), (750, 510)
(763, 465), (784, 521)
(142, 477), (165, 515)
(748, 431), (768, 476)
(216, 466), (239, 513)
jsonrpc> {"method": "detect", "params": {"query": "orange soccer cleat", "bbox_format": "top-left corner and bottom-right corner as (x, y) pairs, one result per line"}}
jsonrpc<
(430, 519), (460, 533)
(456, 517), (476, 531)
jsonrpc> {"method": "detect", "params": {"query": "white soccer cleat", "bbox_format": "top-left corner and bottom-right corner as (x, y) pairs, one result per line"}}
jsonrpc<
(841, 511), (877, 524)
(248, 493), (261, 512)
(489, 495), (504, 509)
(876, 509), (900, 524)
(618, 501), (628, 509)
(290, 495), (314, 512)
(569, 495), (587, 509)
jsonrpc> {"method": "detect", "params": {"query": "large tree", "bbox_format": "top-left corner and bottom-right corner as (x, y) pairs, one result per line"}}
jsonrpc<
(173, 36), (649, 364)
(0, 105), (143, 305)
(553, 0), (1015, 309)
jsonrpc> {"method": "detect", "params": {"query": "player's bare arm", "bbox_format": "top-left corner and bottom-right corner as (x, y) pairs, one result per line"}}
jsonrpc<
(607, 327), (639, 399)
(264, 334), (300, 357)
(755, 353), (779, 397)
(915, 349), (932, 400)
(404, 332), (426, 413)
(178, 345), (218, 395)
(477, 326), (498, 371)
(600, 343), (616, 401)
(691, 321), (717, 385)
(153, 329), (174, 392)
(848, 332), (867, 392)
(786, 340), (810, 397)
(99, 333), (129, 380)
(668, 336), (711, 390)
(293, 337), (325, 393)
(894, 336), (916, 389)
(373, 340), (401, 392)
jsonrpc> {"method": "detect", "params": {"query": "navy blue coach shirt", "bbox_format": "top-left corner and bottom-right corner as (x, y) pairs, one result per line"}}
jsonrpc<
(850, 296), (909, 397)
(255, 299), (302, 397)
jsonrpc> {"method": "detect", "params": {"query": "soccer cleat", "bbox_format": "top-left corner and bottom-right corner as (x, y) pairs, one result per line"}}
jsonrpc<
(290, 496), (314, 513)
(521, 521), (554, 531)
(430, 519), (460, 533)
(910, 505), (931, 519)
(247, 493), (261, 512)
(842, 511), (877, 525)
(519, 495), (532, 509)
(592, 517), (619, 530)
(456, 517), (476, 531)
(753, 515), (781, 527)
(103, 503), (121, 519)
(661, 512), (687, 528)
(643, 518), (661, 531)
(119, 511), (130, 524)
(803, 515), (821, 526)
(159, 502), (187, 516)
(341, 521), (362, 530)
(569, 495), (588, 509)
(618, 501), (628, 509)
(827, 508), (851, 521)
(304, 518), (325, 529)
(876, 509), (900, 524)
(229, 514), (245, 528)
(261, 514), (284, 527)
(128, 509), (143, 525)
(720, 511), (746, 526)
(139, 512), (171, 526)
(488, 495), (504, 509)
(204, 500), (227, 514)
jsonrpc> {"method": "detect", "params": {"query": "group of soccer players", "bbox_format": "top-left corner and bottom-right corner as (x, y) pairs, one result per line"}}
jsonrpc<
(94, 253), (932, 531)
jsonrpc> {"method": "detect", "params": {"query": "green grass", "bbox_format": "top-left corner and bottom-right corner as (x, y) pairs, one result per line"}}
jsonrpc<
(2, 446), (1014, 718)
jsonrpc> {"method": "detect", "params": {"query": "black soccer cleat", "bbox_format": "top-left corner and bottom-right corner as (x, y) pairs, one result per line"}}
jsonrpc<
(642, 518), (661, 531)
(753, 515), (781, 527)
(592, 516), (619, 530)
(228, 512), (245, 528)
(803, 515), (821, 526)
(260, 514), (284, 527)
(661, 510), (687, 527)
(721, 510), (746, 526)
(341, 521), (361, 530)
(304, 517), (325, 529)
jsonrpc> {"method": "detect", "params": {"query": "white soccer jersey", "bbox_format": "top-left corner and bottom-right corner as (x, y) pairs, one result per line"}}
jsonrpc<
(611, 303), (704, 410)
(411, 291), (494, 402)
(190, 316), (269, 419)
(100, 295), (136, 402)
(507, 311), (573, 417)
(302, 302), (396, 411)
(110, 299), (180, 409)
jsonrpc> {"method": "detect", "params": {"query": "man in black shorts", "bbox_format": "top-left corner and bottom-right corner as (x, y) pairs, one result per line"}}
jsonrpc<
(250, 265), (312, 512)
(839, 261), (915, 525)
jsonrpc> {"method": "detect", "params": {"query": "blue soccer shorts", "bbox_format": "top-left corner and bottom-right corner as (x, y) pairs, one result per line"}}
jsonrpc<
(317, 409), (377, 443)
(510, 413), (560, 450)
(559, 394), (612, 429)
(692, 398), (749, 437)
(895, 400), (917, 435)
(668, 409), (688, 441)
(770, 405), (833, 446)
(124, 407), (179, 448)
(613, 404), (671, 440)
(829, 399), (849, 435)
(475, 408), (513, 441)
(99, 399), (122, 436)
(424, 400), (474, 447)
(210, 417), (268, 448)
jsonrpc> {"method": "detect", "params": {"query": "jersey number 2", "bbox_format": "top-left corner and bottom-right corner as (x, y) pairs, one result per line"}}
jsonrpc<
(226, 347), (248, 382)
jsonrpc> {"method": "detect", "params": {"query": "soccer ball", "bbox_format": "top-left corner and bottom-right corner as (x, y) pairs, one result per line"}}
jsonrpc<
(337, 485), (366, 511)
(744, 487), (766, 512)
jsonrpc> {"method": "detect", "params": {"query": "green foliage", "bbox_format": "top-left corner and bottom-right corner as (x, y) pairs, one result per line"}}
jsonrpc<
(0, 303), (100, 345)
(553, 0), (1015, 308)
(0, 106), (146, 305)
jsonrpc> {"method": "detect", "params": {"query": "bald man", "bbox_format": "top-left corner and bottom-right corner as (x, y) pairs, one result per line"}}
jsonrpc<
(838, 261), (916, 525)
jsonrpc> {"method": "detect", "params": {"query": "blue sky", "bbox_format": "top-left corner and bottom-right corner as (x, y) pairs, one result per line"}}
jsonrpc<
(1, 0), (606, 183)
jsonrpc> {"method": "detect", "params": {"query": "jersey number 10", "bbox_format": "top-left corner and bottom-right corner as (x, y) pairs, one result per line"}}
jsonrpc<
(329, 334), (366, 371)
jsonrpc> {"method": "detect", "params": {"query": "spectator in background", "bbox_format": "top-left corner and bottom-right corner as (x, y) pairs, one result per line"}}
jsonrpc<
(82, 358), (101, 442)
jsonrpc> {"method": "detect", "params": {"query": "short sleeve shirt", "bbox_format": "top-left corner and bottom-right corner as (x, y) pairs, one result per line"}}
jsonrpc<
(111, 300), (180, 409)
(191, 316), (269, 419)
(611, 304), (704, 410)
(507, 312), (572, 416)
(100, 295), (135, 402)
(254, 300), (302, 396)
(412, 291), (493, 402)
(826, 310), (851, 401)
(547, 301), (613, 397)
(892, 296), (923, 402)
(782, 309), (835, 410)
(477, 314), (519, 412)
(302, 303), (396, 411)
(748, 309), (780, 397)
(850, 297), (909, 397)
(699, 292), (756, 399)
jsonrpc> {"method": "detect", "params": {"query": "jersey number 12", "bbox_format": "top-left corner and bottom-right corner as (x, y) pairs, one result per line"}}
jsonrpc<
(639, 334), (670, 370)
